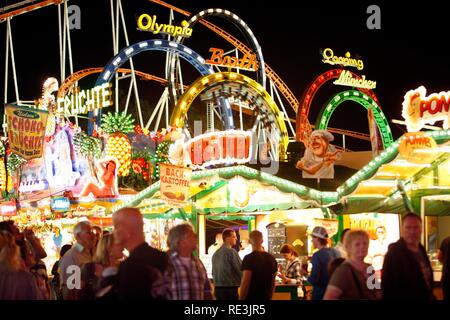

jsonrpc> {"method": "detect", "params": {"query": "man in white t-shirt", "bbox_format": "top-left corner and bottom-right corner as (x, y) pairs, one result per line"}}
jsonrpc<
(208, 233), (223, 256)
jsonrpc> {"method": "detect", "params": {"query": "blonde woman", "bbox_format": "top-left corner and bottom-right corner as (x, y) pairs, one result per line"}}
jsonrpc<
(323, 230), (380, 300)
(80, 233), (124, 299)
(0, 230), (42, 300)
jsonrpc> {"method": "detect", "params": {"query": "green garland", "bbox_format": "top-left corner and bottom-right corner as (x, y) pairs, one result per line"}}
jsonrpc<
(150, 141), (172, 180)
(0, 141), (5, 157)
(101, 112), (135, 134)
(73, 131), (102, 157)
(7, 154), (26, 173)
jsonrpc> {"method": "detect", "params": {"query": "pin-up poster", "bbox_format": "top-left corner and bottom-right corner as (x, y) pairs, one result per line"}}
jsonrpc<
(5, 105), (48, 160)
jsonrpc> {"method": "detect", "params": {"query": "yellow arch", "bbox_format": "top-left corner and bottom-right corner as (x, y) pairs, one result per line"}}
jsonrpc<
(170, 72), (289, 160)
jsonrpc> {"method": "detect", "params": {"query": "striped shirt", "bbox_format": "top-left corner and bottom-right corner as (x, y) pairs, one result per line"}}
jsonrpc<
(168, 251), (213, 300)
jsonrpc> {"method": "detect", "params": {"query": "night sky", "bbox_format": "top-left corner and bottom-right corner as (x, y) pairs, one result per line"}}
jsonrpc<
(1, 0), (449, 151)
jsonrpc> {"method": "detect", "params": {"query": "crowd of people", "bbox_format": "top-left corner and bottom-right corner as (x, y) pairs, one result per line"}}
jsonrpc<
(0, 208), (449, 300)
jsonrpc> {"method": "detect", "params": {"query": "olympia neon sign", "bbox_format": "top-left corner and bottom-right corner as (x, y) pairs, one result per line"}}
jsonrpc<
(56, 83), (113, 117)
(137, 14), (193, 38)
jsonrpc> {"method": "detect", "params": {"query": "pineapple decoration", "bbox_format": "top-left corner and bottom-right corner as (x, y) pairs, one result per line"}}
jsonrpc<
(101, 112), (135, 176)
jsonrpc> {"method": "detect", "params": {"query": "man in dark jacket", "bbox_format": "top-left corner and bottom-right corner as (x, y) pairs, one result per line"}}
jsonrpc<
(438, 236), (450, 300)
(382, 213), (434, 300)
(113, 207), (171, 300)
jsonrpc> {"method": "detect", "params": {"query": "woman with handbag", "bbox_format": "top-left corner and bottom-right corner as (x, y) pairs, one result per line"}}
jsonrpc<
(323, 230), (380, 300)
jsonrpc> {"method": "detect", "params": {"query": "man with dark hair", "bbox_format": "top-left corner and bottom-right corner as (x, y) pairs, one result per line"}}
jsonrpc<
(240, 230), (277, 300)
(212, 228), (242, 300)
(382, 213), (434, 300)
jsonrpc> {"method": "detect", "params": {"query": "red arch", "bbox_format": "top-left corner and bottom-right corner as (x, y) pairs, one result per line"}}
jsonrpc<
(296, 69), (380, 142)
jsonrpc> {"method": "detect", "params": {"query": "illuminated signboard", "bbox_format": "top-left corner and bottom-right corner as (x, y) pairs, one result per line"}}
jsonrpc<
(50, 197), (70, 212)
(399, 132), (437, 163)
(160, 163), (192, 207)
(333, 70), (376, 90)
(185, 130), (252, 169)
(402, 86), (450, 132)
(205, 48), (259, 72)
(5, 105), (48, 160)
(0, 200), (17, 216)
(137, 14), (193, 38)
(322, 48), (364, 70)
(56, 83), (113, 117)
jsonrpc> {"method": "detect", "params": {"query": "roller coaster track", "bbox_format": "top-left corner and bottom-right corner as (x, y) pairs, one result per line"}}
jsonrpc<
(149, 0), (300, 112)
(0, 0), (62, 22)
(229, 104), (370, 141)
(57, 67), (175, 98)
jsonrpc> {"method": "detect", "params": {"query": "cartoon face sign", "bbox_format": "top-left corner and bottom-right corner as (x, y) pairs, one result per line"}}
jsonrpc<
(310, 134), (329, 157)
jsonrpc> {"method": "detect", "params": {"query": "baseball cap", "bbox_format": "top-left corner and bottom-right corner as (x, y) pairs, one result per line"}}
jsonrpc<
(310, 226), (329, 239)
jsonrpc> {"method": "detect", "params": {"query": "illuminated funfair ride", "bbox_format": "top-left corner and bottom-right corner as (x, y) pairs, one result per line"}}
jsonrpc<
(1, 1), (397, 220)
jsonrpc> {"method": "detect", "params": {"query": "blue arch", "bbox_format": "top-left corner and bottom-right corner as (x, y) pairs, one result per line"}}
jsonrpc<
(90, 39), (234, 132)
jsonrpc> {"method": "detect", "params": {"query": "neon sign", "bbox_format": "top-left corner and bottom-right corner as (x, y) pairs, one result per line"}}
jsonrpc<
(402, 86), (450, 132)
(333, 70), (376, 90)
(137, 14), (193, 38)
(322, 48), (364, 70)
(205, 48), (259, 71)
(185, 130), (252, 169)
(399, 132), (437, 163)
(56, 83), (112, 117)
(0, 200), (16, 216)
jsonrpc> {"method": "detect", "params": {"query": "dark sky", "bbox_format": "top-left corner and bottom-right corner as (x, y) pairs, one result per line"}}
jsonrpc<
(1, 0), (449, 150)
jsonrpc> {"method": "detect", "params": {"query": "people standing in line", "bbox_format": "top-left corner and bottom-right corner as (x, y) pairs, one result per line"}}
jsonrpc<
(307, 226), (339, 300)
(212, 228), (242, 300)
(167, 223), (213, 300)
(335, 228), (350, 259)
(382, 213), (435, 300)
(80, 233), (124, 300)
(278, 244), (304, 285)
(438, 236), (450, 300)
(0, 230), (42, 300)
(0, 221), (47, 260)
(113, 207), (171, 300)
(240, 230), (277, 300)
(19, 240), (50, 299)
(324, 230), (380, 300)
(58, 221), (95, 300)
(208, 232), (224, 256)
(50, 244), (72, 300)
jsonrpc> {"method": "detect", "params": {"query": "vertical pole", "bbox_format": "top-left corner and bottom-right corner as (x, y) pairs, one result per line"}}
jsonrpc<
(7, 19), (20, 103)
(421, 196), (426, 247)
(114, 0), (120, 112)
(62, 1), (67, 81)
(199, 214), (206, 257)
(3, 23), (10, 136)
(64, 0), (73, 75)
(343, 134), (346, 151)
(58, 3), (63, 82)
